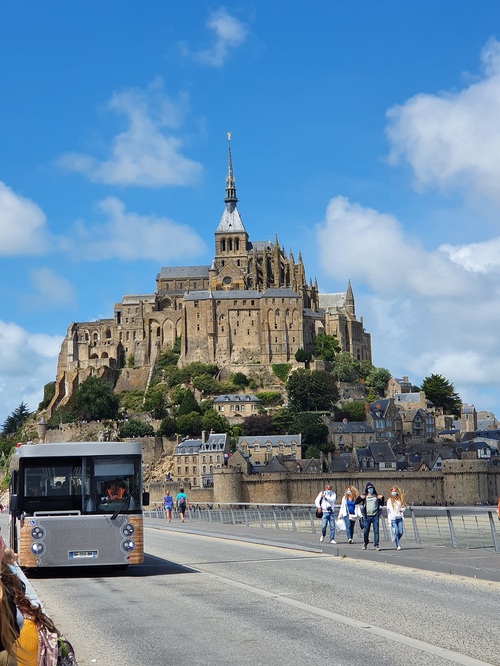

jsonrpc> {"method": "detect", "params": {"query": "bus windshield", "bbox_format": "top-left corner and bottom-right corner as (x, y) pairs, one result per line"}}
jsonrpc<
(21, 455), (141, 515)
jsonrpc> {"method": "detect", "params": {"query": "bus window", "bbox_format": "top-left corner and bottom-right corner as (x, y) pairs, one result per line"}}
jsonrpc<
(92, 456), (140, 513)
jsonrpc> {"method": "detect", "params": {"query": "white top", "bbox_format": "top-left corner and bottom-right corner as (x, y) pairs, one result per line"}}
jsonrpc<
(386, 498), (405, 520)
(315, 489), (336, 511)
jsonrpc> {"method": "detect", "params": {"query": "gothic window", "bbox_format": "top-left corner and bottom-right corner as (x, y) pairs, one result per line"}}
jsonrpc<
(235, 239), (239, 251)
(105, 329), (111, 339)
(197, 325), (200, 331)
(237, 260), (240, 266)
(228, 239), (233, 251)
(156, 327), (160, 337)
(93, 332), (98, 342)
(221, 239), (226, 251)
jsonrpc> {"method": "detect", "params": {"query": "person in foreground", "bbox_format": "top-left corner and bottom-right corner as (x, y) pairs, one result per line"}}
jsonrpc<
(338, 485), (359, 544)
(176, 488), (189, 523)
(386, 486), (406, 550)
(356, 482), (385, 550)
(315, 483), (337, 544)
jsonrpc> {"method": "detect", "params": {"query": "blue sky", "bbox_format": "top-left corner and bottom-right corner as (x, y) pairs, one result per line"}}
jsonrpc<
(2, 2), (500, 425)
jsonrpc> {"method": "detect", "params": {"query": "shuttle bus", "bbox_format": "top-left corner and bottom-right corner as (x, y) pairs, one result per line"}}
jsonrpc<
(9, 441), (148, 568)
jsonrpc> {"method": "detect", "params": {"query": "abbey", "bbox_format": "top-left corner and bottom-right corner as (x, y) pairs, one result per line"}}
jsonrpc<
(49, 138), (371, 415)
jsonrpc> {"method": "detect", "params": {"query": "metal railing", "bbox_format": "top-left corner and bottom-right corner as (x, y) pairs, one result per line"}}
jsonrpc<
(144, 503), (500, 552)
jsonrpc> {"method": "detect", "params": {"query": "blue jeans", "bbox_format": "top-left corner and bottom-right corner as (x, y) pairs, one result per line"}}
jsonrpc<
(321, 510), (335, 540)
(363, 514), (379, 546)
(391, 517), (403, 547)
(344, 515), (355, 540)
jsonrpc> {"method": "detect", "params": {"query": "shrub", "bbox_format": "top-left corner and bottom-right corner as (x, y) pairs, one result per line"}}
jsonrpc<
(272, 364), (291, 384)
(119, 419), (154, 438)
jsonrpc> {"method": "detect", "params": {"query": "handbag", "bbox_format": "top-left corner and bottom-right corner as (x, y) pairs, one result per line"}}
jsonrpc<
(335, 517), (346, 531)
(315, 507), (323, 519)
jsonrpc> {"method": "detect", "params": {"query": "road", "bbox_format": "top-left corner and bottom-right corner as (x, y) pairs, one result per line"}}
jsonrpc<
(16, 525), (500, 666)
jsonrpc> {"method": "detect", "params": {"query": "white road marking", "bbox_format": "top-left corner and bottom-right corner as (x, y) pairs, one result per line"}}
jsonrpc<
(202, 571), (495, 666)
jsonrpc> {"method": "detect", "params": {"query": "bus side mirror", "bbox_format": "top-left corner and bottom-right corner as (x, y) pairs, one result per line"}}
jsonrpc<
(142, 492), (150, 506)
(9, 495), (18, 513)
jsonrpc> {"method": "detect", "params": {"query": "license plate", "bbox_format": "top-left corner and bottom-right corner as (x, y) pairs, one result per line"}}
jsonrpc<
(69, 550), (98, 559)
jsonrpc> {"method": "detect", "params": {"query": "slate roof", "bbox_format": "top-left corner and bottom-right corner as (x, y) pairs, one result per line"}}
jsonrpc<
(328, 421), (374, 434)
(183, 288), (300, 302)
(238, 434), (301, 447)
(199, 433), (228, 452)
(121, 294), (155, 304)
(319, 293), (346, 310)
(158, 266), (211, 279)
(213, 394), (260, 403)
(175, 438), (203, 454)
(216, 206), (246, 232)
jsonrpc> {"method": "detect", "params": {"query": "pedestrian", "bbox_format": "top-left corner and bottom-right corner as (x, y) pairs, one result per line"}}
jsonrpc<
(176, 488), (189, 523)
(386, 486), (406, 550)
(315, 483), (337, 544)
(338, 485), (359, 544)
(355, 482), (385, 550)
(163, 491), (173, 522)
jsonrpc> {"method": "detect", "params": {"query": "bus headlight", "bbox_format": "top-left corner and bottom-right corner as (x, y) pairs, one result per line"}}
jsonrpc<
(30, 526), (45, 540)
(121, 539), (135, 552)
(30, 542), (45, 555)
(121, 523), (135, 537)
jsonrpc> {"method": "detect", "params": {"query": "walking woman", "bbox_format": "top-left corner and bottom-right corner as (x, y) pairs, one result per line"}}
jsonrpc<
(386, 486), (406, 550)
(338, 485), (359, 544)
(163, 491), (173, 522)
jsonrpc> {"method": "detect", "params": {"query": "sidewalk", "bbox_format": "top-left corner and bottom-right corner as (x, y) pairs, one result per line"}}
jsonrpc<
(144, 516), (500, 583)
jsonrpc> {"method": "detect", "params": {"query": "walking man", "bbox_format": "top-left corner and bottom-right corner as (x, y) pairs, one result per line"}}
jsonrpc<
(315, 483), (337, 544)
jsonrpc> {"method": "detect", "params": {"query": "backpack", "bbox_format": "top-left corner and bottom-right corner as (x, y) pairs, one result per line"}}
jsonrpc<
(179, 496), (186, 506)
(365, 495), (378, 517)
(38, 623), (78, 666)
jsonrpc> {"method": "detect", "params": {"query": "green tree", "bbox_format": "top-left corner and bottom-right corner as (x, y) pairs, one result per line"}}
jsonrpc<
(72, 376), (119, 421)
(2, 402), (32, 435)
(339, 401), (367, 421)
(231, 372), (249, 387)
(331, 352), (362, 382)
(201, 409), (231, 433)
(192, 374), (218, 395)
(38, 382), (56, 411)
(286, 370), (339, 411)
(177, 389), (200, 416)
(242, 414), (273, 435)
(176, 412), (202, 436)
(314, 333), (340, 362)
(254, 391), (282, 407)
(270, 408), (295, 434)
(294, 348), (312, 363)
(290, 412), (329, 448)
(157, 416), (177, 438)
(143, 385), (169, 419)
(420, 374), (462, 416)
(365, 367), (391, 396)
(119, 419), (154, 438)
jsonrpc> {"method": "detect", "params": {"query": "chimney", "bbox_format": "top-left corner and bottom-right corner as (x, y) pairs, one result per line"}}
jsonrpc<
(37, 418), (47, 443)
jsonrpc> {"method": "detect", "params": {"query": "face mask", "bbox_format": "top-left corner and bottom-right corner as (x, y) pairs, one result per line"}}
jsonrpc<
(391, 491), (398, 497)
(346, 491), (352, 496)
(367, 488), (374, 494)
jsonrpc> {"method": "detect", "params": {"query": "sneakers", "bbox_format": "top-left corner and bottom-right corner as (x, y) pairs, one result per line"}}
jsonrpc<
(330, 539), (337, 544)
(363, 544), (367, 550)
(348, 538), (353, 544)
(319, 535), (324, 543)
(374, 545), (380, 550)
(397, 545), (402, 550)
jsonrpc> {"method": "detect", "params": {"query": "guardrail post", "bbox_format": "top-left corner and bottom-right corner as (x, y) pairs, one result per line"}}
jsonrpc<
(409, 507), (421, 544)
(257, 506), (263, 528)
(218, 507), (223, 524)
(230, 507), (236, 525)
(288, 509), (297, 531)
(488, 510), (500, 552)
(446, 509), (459, 548)
(272, 509), (279, 530)
(310, 509), (317, 533)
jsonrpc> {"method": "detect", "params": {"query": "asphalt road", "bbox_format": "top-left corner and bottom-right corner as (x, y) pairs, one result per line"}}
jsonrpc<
(20, 525), (500, 666)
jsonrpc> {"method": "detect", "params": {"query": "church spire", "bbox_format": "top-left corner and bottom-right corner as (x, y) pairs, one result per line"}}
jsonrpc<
(224, 132), (238, 210)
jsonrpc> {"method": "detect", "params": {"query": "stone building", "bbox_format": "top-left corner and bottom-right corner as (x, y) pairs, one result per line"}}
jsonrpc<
(238, 434), (302, 464)
(48, 137), (372, 415)
(173, 432), (229, 488)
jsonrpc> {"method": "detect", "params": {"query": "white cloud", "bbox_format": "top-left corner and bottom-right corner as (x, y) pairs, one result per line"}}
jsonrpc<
(57, 79), (202, 187)
(29, 267), (76, 307)
(74, 196), (207, 261)
(387, 38), (500, 204)
(0, 182), (50, 256)
(0, 321), (61, 424)
(316, 195), (500, 405)
(183, 8), (248, 67)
